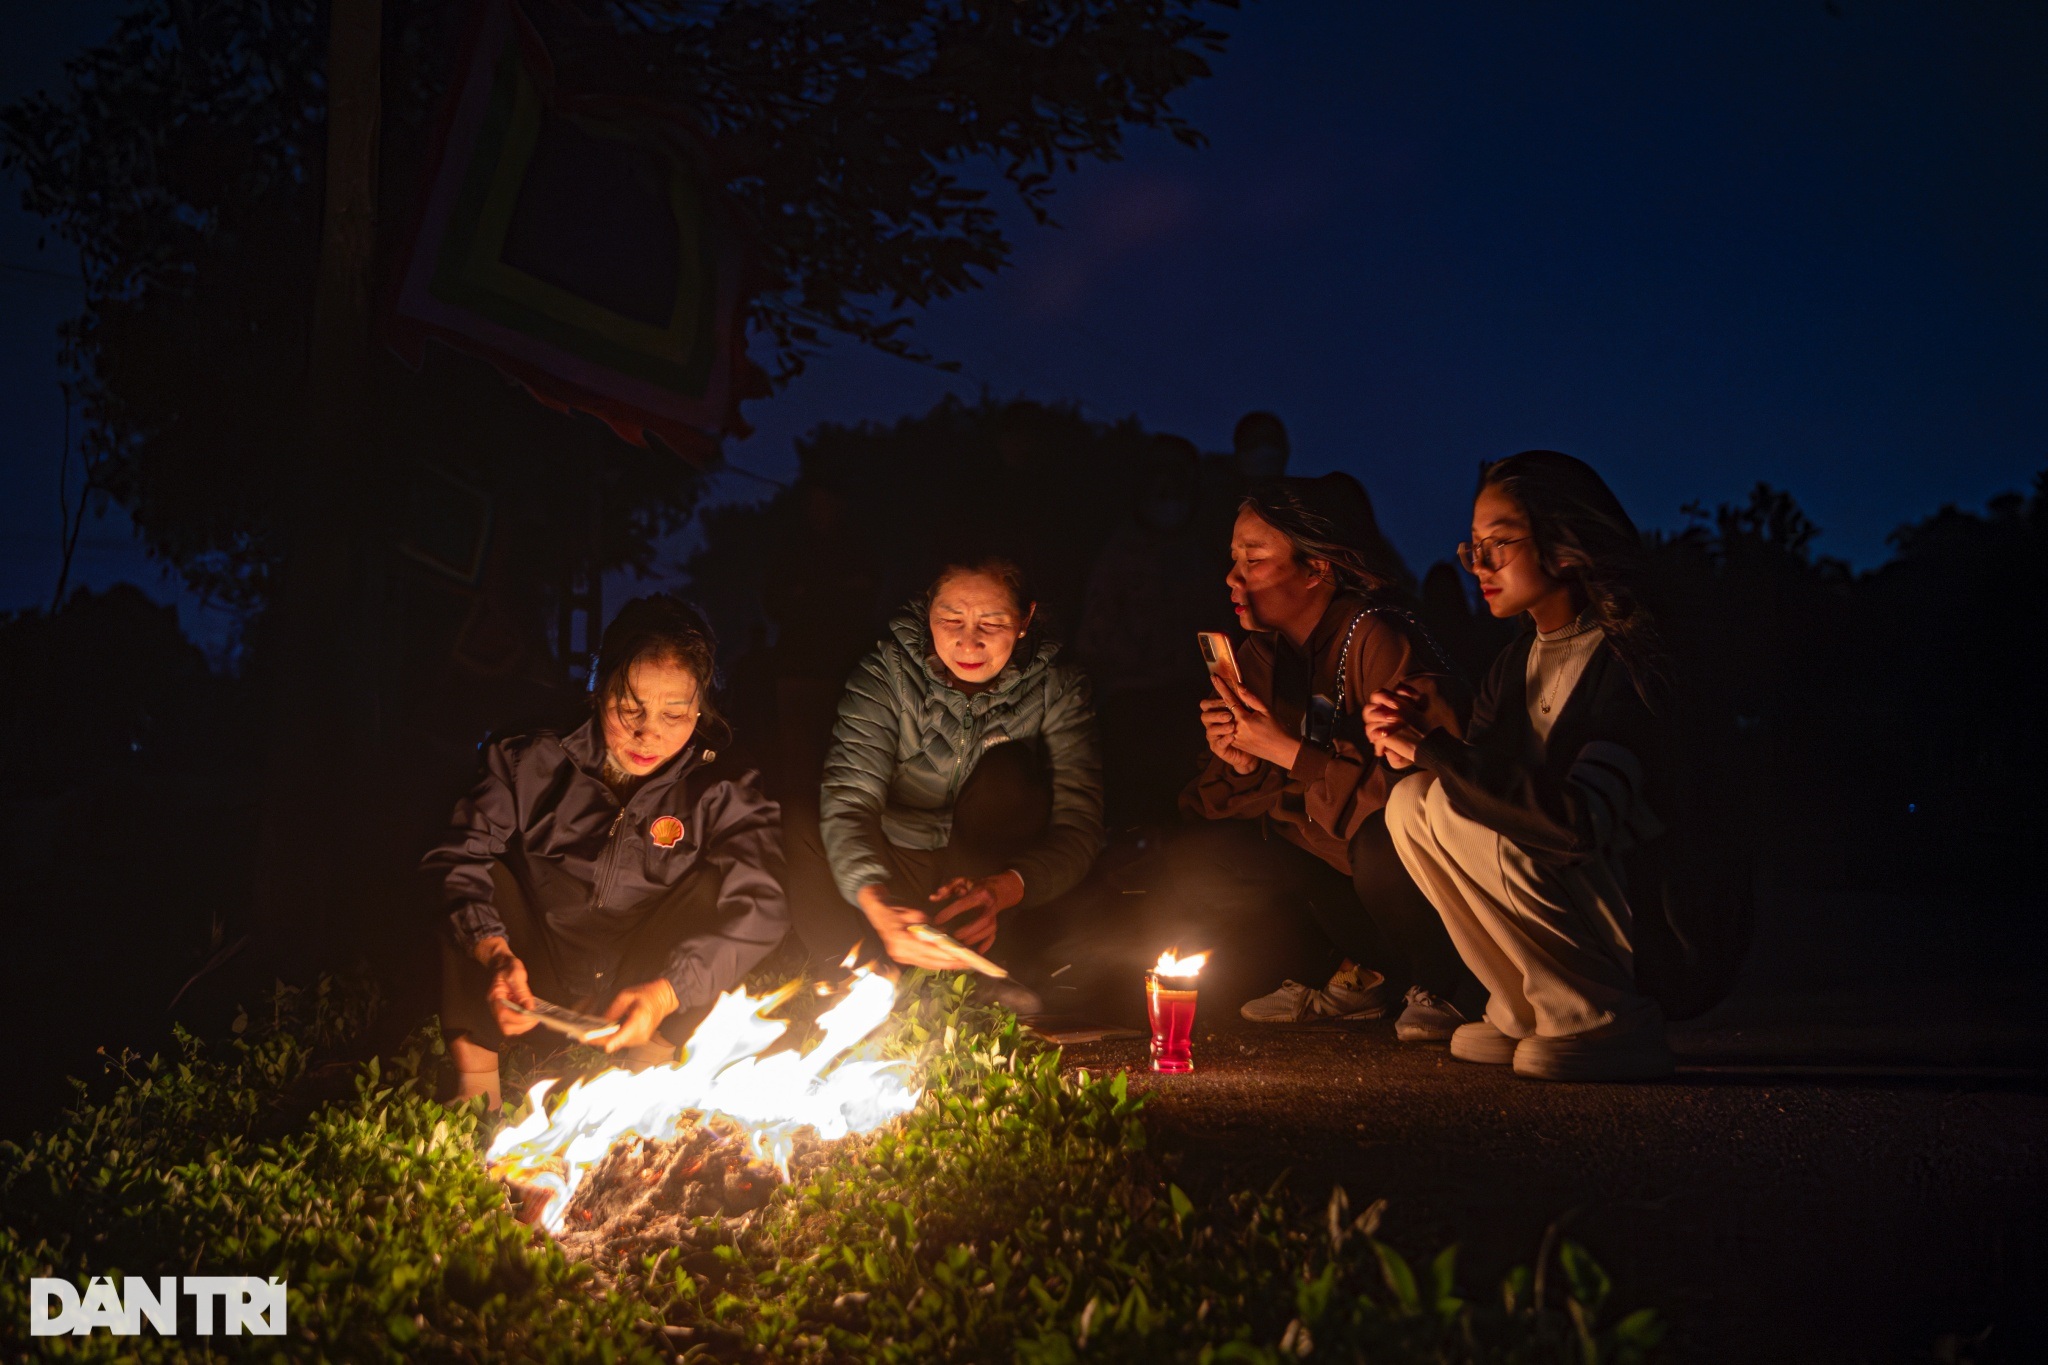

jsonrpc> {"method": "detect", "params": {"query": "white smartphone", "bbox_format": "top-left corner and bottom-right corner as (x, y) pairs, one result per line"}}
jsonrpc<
(1197, 631), (1242, 688)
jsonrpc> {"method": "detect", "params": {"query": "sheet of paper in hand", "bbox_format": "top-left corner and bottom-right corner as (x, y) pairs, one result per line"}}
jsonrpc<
(909, 924), (1008, 978)
(506, 998), (623, 1044)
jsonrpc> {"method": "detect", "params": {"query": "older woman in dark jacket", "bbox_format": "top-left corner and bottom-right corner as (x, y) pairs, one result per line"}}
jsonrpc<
(784, 557), (1102, 1005)
(424, 596), (786, 1106)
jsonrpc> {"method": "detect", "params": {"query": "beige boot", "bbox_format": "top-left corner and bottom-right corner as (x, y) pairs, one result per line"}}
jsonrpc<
(448, 1066), (503, 1109)
(447, 1036), (504, 1110)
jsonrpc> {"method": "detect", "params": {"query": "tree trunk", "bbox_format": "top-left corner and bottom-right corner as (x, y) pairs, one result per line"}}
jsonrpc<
(249, 0), (383, 961)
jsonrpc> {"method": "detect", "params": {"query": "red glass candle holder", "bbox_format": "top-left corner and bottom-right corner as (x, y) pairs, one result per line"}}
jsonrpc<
(1145, 970), (1198, 1073)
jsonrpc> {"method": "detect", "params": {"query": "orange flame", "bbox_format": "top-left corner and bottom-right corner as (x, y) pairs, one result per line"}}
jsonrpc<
(486, 966), (919, 1233)
(1153, 948), (1209, 979)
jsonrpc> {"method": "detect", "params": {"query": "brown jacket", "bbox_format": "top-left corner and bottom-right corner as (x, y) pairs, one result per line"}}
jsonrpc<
(1180, 593), (1466, 874)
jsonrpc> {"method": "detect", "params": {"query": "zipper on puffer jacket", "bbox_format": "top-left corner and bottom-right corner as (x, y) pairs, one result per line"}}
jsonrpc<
(591, 748), (697, 911)
(946, 704), (982, 803)
(590, 806), (629, 912)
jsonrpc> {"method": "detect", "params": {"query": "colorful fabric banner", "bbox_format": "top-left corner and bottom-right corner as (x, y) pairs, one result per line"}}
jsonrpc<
(387, 0), (755, 459)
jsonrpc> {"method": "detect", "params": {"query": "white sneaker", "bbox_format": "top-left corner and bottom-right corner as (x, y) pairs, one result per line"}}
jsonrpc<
(1239, 965), (1390, 1023)
(1394, 986), (1470, 1042)
(1512, 1010), (1673, 1082)
(1448, 1020), (1518, 1065)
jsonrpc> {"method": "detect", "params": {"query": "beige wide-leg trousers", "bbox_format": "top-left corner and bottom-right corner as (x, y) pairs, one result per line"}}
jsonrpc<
(1385, 773), (1656, 1039)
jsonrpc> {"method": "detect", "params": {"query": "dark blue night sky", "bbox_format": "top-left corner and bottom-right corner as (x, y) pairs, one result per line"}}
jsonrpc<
(5, 2), (2044, 637)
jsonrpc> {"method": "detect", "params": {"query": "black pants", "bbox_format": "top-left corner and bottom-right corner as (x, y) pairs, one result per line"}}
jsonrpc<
(439, 861), (721, 1052)
(1150, 808), (1477, 1013)
(784, 741), (1063, 974)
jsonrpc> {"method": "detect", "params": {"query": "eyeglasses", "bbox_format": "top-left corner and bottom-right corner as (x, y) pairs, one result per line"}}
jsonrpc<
(1455, 535), (1529, 573)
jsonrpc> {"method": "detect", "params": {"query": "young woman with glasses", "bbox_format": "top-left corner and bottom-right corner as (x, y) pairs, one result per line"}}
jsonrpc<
(1366, 451), (1677, 1081)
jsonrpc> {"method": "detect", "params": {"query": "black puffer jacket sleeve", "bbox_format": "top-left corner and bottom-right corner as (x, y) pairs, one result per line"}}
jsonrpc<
(422, 741), (522, 951)
(660, 769), (788, 1008)
(1414, 638), (1660, 866)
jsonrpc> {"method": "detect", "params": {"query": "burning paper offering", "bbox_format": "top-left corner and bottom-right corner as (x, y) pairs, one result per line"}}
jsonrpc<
(486, 966), (920, 1236)
(1146, 949), (1208, 1073)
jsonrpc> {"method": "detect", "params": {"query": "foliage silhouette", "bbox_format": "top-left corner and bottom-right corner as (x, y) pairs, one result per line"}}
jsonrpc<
(1, 0), (1235, 619)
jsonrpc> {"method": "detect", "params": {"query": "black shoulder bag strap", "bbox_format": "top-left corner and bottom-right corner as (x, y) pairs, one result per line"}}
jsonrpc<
(1308, 603), (1454, 751)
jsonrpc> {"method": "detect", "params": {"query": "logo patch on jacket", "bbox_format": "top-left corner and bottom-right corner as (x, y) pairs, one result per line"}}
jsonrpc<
(649, 815), (685, 849)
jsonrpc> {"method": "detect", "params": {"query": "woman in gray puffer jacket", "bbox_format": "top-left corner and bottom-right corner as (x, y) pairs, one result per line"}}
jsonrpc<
(785, 557), (1103, 986)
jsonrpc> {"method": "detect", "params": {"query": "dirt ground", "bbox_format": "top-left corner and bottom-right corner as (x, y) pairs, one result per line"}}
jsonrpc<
(1058, 1016), (2042, 1364)
(10, 823), (2043, 1365)
(1049, 880), (2048, 1365)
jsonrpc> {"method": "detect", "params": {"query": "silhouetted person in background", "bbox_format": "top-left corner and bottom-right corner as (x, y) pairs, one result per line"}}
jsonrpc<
(1075, 434), (1227, 828)
(1233, 410), (1292, 480)
(763, 482), (882, 804)
(1418, 558), (1514, 684)
(1198, 410), (1292, 548)
(425, 596), (786, 1108)
(722, 621), (780, 775)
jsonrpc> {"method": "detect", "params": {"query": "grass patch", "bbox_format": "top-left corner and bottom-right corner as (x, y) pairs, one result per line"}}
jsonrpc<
(3, 974), (1665, 1362)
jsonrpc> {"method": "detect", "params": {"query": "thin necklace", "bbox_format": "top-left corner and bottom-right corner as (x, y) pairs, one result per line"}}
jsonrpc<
(1534, 609), (1600, 714)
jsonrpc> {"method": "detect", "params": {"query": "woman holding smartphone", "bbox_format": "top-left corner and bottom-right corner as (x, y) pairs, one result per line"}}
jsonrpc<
(1369, 451), (1676, 1081)
(1176, 475), (1480, 1039)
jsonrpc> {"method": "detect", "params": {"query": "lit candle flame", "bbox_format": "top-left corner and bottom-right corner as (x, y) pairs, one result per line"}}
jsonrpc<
(1153, 948), (1209, 979)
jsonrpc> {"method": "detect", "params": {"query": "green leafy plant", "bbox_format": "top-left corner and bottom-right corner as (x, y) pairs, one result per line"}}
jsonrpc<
(1, 979), (663, 1362)
(2, 973), (1665, 1362)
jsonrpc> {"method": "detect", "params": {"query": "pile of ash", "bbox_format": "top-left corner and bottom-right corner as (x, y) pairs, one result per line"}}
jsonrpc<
(539, 1118), (813, 1264)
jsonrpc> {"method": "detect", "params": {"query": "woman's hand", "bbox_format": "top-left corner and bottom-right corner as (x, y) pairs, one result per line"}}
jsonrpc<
(1200, 688), (1260, 775)
(1210, 674), (1303, 771)
(856, 884), (965, 970)
(1364, 685), (1428, 769)
(601, 978), (680, 1053)
(928, 870), (1025, 953)
(476, 936), (540, 1037)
